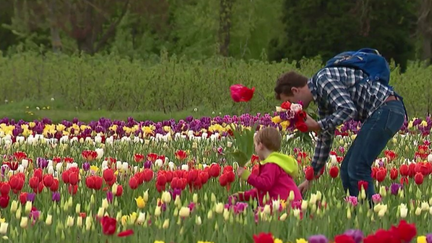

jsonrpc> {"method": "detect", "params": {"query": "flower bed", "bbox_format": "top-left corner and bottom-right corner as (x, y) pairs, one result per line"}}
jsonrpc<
(0, 116), (431, 242)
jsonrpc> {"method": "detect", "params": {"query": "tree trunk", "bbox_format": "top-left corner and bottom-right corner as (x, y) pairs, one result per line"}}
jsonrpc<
(48, 0), (62, 52)
(418, 0), (432, 64)
(421, 35), (432, 64)
(218, 0), (234, 57)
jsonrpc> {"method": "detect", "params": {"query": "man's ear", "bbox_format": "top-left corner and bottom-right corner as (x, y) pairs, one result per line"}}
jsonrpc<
(291, 87), (299, 95)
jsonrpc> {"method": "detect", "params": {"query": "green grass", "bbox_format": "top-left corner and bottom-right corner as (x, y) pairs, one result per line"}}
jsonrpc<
(0, 99), (224, 123)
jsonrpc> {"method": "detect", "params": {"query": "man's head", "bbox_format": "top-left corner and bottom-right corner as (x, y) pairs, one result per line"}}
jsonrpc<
(274, 71), (314, 108)
(254, 127), (281, 160)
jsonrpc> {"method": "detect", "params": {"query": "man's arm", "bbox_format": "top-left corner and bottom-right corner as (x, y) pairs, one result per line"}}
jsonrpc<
(311, 106), (335, 176)
(311, 130), (334, 175)
(315, 69), (358, 132)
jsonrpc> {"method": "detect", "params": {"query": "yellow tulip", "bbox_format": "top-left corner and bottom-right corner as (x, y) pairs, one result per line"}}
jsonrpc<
(135, 196), (145, 209)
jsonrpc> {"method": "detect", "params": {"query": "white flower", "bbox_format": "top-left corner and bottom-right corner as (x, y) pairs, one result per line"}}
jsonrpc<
(290, 103), (302, 113)
(95, 148), (104, 159)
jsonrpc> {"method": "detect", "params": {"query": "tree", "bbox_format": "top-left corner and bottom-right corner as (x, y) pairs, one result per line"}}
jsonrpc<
(272, 0), (418, 71)
(218, 0), (234, 56)
(4, 0), (131, 54)
(417, 0), (432, 64)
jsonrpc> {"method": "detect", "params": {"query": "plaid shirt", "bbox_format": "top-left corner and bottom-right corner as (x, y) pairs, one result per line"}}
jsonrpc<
(308, 67), (395, 175)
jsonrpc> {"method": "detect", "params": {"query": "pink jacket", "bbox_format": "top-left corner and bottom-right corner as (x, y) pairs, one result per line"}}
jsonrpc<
(237, 157), (302, 207)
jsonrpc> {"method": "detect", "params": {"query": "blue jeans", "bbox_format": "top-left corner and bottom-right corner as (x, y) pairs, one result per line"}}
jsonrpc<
(340, 100), (405, 200)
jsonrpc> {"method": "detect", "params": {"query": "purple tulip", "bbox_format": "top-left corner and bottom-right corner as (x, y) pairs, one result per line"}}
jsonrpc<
(344, 229), (364, 243)
(144, 160), (152, 169)
(27, 193), (36, 202)
(52, 192), (61, 202)
(82, 162), (90, 171)
(426, 233), (432, 243)
(106, 191), (113, 203)
(308, 235), (328, 243)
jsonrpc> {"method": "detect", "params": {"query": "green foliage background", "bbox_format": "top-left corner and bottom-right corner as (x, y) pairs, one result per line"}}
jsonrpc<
(0, 51), (431, 119)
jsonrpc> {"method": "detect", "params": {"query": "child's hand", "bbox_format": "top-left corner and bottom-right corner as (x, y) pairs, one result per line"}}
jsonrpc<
(236, 167), (245, 177)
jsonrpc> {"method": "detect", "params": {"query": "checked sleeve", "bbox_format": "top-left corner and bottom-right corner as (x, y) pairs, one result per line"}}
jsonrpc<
(315, 70), (358, 132)
(311, 107), (335, 175)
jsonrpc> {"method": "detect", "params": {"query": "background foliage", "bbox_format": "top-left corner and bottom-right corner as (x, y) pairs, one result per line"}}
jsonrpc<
(0, 0), (431, 121)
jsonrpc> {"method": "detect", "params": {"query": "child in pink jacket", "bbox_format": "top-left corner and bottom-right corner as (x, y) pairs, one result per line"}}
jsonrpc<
(233, 127), (302, 207)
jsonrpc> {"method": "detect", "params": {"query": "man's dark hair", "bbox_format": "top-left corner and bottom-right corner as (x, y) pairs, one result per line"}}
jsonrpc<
(274, 71), (308, 100)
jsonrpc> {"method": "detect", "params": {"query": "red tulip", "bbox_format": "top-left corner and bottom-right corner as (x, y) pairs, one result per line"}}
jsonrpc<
(157, 174), (167, 186)
(34, 182), (44, 194)
(253, 232), (274, 243)
(295, 120), (308, 133)
(334, 234), (355, 243)
(329, 166), (339, 178)
(199, 171), (209, 184)
(9, 176), (19, 190)
(399, 164), (409, 177)
(94, 176), (103, 190)
(414, 172), (424, 185)
(147, 153), (158, 162)
(100, 216), (117, 235)
(175, 150), (188, 160)
(252, 164), (260, 175)
(13, 151), (27, 161)
(115, 185), (123, 196)
(230, 84), (255, 102)
(0, 195), (10, 208)
(390, 168), (398, 180)
(128, 177), (139, 190)
(43, 174), (54, 188)
(209, 164), (221, 178)
(187, 170), (198, 183)
(400, 176), (409, 185)
(19, 192), (27, 204)
(68, 184), (78, 195)
(281, 101), (291, 110)
(50, 179), (59, 192)
(165, 171), (173, 182)
(69, 172), (79, 185)
(305, 166), (314, 181)
(103, 169), (115, 183)
(391, 219), (417, 242)
(225, 171), (235, 183)
(134, 154), (144, 163)
(375, 168), (387, 182)
(82, 150), (97, 161)
(86, 176), (95, 189)
(117, 229), (134, 237)
(143, 169), (153, 182)
(358, 180), (369, 191)
(29, 177), (39, 189)
(62, 170), (70, 184)
(219, 173), (228, 187)
(408, 163), (416, 178)
(33, 169), (43, 182)
(0, 182), (10, 196)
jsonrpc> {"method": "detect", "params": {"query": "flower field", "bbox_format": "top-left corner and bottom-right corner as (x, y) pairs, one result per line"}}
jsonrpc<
(0, 115), (431, 243)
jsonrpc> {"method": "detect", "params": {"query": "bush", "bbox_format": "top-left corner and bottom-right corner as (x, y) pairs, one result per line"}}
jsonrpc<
(0, 51), (430, 118)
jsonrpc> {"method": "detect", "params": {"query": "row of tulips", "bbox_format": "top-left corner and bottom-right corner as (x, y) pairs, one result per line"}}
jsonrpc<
(0, 115), (430, 144)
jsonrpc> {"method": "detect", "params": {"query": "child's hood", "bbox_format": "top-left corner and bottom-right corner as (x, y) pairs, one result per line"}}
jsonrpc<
(260, 152), (299, 178)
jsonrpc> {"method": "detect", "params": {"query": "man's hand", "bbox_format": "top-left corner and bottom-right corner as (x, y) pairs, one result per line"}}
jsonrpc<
(236, 167), (245, 177)
(298, 180), (312, 196)
(305, 115), (321, 133)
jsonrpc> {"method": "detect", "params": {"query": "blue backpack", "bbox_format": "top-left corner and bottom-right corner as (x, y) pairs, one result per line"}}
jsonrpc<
(323, 48), (408, 119)
(324, 48), (391, 86)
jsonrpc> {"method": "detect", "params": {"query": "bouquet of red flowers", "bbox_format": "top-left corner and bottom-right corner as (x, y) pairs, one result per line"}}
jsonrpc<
(275, 101), (308, 132)
(273, 101), (315, 144)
